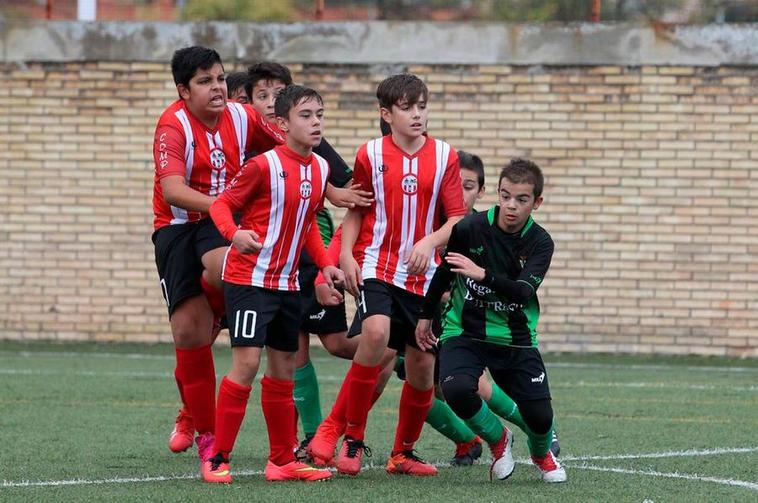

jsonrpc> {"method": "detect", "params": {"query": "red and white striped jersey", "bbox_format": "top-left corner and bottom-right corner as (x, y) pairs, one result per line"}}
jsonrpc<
(352, 135), (466, 295)
(152, 99), (285, 230)
(218, 145), (330, 291)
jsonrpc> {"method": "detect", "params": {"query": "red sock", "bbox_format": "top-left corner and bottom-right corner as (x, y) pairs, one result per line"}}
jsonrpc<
(392, 382), (433, 454)
(200, 275), (225, 319)
(261, 376), (297, 466)
(344, 362), (381, 441)
(174, 367), (188, 409)
(213, 377), (252, 457)
(175, 345), (216, 433)
(370, 389), (382, 407)
(325, 373), (351, 429)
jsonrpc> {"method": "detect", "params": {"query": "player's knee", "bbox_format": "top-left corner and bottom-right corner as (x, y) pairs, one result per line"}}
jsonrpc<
(321, 336), (350, 359)
(440, 373), (479, 417)
(519, 399), (553, 435)
(361, 326), (388, 349)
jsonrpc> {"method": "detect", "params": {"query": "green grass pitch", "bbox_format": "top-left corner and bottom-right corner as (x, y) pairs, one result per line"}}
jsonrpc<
(1, 341), (756, 502)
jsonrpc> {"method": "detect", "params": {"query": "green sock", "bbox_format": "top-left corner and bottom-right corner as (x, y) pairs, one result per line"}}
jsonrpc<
(526, 421), (554, 457)
(425, 398), (477, 444)
(464, 400), (504, 445)
(486, 384), (528, 434)
(293, 361), (322, 436)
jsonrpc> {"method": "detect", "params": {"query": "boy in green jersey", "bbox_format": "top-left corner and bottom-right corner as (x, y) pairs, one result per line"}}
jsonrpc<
(416, 158), (566, 483)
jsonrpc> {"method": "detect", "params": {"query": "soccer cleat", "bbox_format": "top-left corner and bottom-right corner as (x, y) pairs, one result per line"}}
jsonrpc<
(386, 450), (438, 476)
(550, 429), (561, 457)
(532, 451), (567, 483)
(294, 434), (315, 462)
(489, 428), (515, 481)
(195, 431), (215, 462)
(450, 436), (483, 467)
(201, 453), (232, 484)
(308, 417), (344, 464)
(264, 460), (332, 482)
(168, 408), (195, 453)
(336, 437), (371, 476)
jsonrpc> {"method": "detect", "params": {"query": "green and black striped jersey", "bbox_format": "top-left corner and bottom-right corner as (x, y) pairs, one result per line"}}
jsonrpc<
(421, 206), (554, 348)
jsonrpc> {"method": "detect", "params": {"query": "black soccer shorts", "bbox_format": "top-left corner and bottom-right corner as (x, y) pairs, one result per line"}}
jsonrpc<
(439, 336), (552, 402)
(224, 283), (302, 351)
(152, 218), (231, 316)
(346, 279), (428, 352)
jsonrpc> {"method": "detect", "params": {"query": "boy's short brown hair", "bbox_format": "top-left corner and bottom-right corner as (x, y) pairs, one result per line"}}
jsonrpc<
(376, 74), (428, 110)
(499, 158), (544, 198)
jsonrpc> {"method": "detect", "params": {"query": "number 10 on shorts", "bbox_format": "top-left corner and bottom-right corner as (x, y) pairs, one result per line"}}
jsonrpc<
(233, 310), (257, 339)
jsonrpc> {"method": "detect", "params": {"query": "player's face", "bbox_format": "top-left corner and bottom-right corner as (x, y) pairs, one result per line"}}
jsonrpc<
(251, 78), (287, 123)
(497, 178), (543, 233)
(382, 93), (427, 141)
(460, 168), (484, 213)
(178, 63), (227, 120)
(229, 87), (250, 105)
(278, 97), (324, 155)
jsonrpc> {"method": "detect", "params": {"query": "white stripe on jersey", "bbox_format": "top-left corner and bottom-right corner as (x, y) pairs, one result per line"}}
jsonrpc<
(362, 138), (386, 280)
(251, 151), (286, 287)
(280, 162), (312, 290)
(170, 109), (194, 225)
(419, 139), (451, 292)
(394, 156), (419, 288)
(314, 153), (329, 196)
(227, 102), (249, 165)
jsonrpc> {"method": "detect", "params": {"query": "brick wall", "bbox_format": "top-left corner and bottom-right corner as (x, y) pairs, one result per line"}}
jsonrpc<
(1, 61), (756, 357)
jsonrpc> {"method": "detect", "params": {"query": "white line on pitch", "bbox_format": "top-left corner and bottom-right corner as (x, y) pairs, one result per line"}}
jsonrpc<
(2, 350), (757, 374)
(2, 368), (757, 393)
(561, 446), (758, 462)
(569, 462), (758, 492)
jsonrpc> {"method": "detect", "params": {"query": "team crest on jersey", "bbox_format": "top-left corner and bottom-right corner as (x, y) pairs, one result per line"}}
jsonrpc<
(209, 148), (226, 169)
(300, 180), (313, 199)
(401, 174), (418, 195)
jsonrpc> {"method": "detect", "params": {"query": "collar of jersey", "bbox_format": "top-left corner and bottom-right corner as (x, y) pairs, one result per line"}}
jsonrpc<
(386, 133), (431, 159)
(277, 144), (314, 165)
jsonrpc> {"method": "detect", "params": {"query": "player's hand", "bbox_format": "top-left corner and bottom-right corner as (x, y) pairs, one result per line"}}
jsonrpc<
(340, 252), (363, 298)
(445, 252), (486, 282)
(232, 229), (262, 254)
(321, 265), (345, 290)
(440, 291), (451, 304)
(315, 282), (343, 306)
(327, 183), (374, 209)
(415, 318), (437, 351)
(405, 236), (435, 275)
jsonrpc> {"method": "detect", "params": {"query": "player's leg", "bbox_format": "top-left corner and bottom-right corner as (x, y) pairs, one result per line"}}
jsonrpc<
(439, 338), (515, 481)
(386, 344), (437, 476)
(197, 219), (232, 334)
(153, 223), (215, 455)
(202, 284), (271, 483)
(293, 330), (322, 457)
(478, 372), (560, 456)
(489, 348), (566, 483)
(261, 293), (331, 482)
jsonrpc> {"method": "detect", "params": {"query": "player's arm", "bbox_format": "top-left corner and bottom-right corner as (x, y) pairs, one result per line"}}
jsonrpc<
(339, 209), (364, 298)
(486, 234), (554, 303)
(208, 161), (262, 254)
(304, 215), (345, 292)
(448, 234), (554, 303)
(407, 151), (467, 275)
(315, 139), (373, 209)
(415, 224), (463, 350)
(314, 226), (344, 306)
(154, 125), (215, 212)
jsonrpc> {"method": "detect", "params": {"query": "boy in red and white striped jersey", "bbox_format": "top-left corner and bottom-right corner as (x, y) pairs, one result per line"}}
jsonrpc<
(309, 74), (467, 476)
(203, 85), (344, 484)
(152, 46), (285, 463)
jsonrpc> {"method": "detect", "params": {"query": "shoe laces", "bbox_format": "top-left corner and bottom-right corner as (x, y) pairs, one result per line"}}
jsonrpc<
(455, 439), (476, 457)
(175, 409), (192, 425)
(208, 453), (228, 471)
(399, 450), (426, 463)
(533, 452), (558, 471)
(345, 438), (372, 459)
